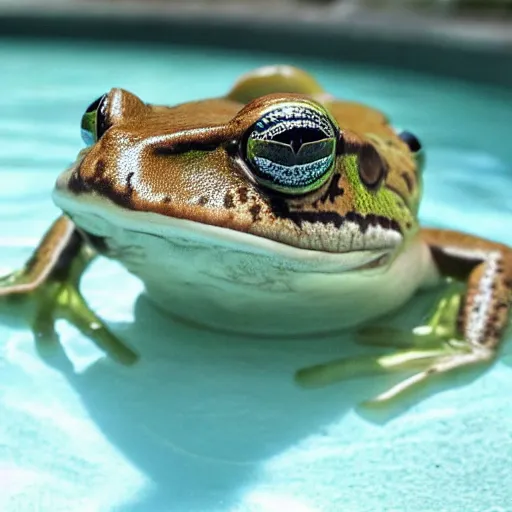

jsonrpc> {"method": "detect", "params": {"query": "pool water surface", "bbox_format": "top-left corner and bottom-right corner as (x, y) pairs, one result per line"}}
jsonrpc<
(1, 38), (511, 512)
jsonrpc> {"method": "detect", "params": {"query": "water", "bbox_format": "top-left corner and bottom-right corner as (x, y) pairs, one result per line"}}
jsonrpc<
(0, 38), (511, 512)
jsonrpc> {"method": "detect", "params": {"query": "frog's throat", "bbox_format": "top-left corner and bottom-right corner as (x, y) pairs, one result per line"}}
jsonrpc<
(53, 193), (404, 274)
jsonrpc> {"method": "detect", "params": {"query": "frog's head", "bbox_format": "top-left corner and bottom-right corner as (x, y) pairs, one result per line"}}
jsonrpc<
(54, 66), (424, 273)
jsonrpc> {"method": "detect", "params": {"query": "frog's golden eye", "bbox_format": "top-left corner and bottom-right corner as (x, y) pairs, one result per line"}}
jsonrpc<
(244, 103), (338, 195)
(80, 93), (109, 146)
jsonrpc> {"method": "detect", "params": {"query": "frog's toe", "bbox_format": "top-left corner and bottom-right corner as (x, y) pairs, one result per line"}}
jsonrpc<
(356, 325), (439, 348)
(1, 271), (137, 366)
(356, 282), (464, 351)
(52, 280), (138, 365)
(295, 344), (448, 390)
(296, 353), (388, 388)
(0, 217), (137, 366)
(366, 343), (494, 406)
(296, 335), (494, 405)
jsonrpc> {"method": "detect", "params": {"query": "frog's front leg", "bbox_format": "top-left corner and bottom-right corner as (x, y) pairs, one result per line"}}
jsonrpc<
(416, 228), (511, 368)
(297, 229), (511, 404)
(0, 216), (137, 364)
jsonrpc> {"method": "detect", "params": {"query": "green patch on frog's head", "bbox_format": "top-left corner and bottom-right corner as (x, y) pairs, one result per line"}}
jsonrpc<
(342, 150), (419, 236)
(237, 98), (421, 257)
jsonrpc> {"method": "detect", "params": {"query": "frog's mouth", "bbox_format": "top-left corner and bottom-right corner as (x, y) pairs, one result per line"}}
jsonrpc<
(54, 190), (404, 274)
(249, 207), (404, 257)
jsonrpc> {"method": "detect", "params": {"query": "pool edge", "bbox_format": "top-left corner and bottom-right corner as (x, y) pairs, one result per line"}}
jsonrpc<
(0, 3), (511, 88)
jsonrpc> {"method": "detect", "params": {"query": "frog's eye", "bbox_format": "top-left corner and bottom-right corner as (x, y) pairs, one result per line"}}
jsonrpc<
(399, 130), (422, 153)
(244, 103), (338, 195)
(399, 130), (424, 172)
(80, 93), (109, 146)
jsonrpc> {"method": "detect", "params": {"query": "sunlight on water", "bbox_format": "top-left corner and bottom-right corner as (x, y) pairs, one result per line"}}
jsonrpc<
(0, 38), (511, 512)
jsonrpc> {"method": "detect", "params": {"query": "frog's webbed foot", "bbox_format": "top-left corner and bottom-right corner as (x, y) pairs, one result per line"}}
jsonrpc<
(296, 285), (478, 405)
(297, 230), (512, 407)
(354, 282), (466, 350)
(0, 216), (137, 365)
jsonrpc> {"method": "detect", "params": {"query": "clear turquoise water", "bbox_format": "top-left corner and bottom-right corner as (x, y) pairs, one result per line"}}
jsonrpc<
(1, 39), (511, 512)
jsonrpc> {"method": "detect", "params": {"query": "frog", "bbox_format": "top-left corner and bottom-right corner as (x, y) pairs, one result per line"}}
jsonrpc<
(1, 65), (510, 404)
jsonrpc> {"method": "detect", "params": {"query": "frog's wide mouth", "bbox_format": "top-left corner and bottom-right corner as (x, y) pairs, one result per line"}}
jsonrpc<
(54, 191), (402, 274)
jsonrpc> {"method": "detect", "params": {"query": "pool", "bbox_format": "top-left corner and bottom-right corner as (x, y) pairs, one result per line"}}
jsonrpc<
(1, 36), (511, 511)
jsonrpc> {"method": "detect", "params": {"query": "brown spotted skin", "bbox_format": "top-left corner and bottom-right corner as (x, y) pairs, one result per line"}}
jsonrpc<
(422, 228), (512, 350)
(29, 66), (512, 350)
(57, 69), (420, 253)
(1, 65), (511, 402)
(0, 216), (79, 295)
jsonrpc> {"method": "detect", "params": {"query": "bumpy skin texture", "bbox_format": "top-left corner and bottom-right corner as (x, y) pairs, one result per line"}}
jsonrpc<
(0, 216), (76, 294)
(422, 229), (512, 353)
(1, 65), (511, 403)
(59, 76), (418, 253)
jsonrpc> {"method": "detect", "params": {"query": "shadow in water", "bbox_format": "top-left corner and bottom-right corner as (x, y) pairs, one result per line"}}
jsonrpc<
(31, 294), (390, 512)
